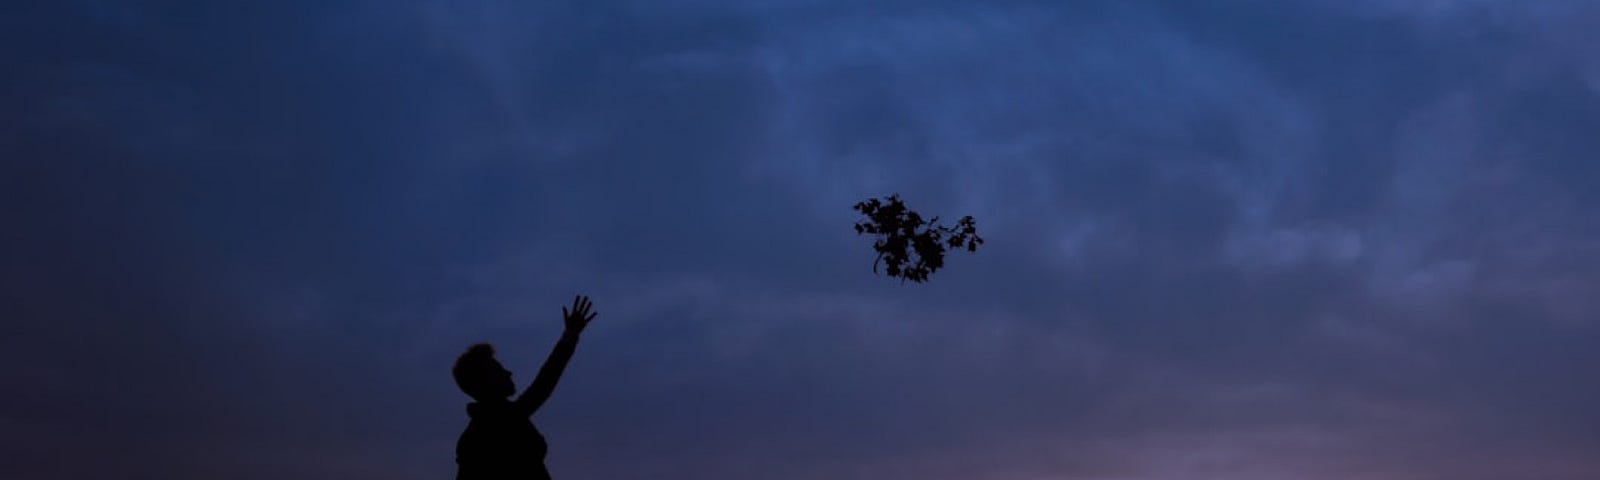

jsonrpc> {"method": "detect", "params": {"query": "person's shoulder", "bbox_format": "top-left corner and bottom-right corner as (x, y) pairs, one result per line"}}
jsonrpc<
(469, 400), (531, 419)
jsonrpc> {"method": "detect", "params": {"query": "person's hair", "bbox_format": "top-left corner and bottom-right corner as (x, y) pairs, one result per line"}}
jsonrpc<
(453, 343), (500, 400)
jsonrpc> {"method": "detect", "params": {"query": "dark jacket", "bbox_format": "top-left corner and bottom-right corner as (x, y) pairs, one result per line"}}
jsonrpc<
(457, 331), (580, 480)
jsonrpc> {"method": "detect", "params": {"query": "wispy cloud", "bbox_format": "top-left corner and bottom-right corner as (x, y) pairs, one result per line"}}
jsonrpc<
(5, 1), (1600, 478)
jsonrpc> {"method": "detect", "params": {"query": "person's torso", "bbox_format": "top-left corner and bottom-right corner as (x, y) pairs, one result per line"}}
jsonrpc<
(457, 403), (551, 480)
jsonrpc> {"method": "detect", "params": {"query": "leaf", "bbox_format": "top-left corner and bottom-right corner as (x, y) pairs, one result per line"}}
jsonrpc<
(851, 194), (984, 283)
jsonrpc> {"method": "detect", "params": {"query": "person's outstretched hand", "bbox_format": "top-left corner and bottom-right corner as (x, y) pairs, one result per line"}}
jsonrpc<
(562, 295), (597, 334)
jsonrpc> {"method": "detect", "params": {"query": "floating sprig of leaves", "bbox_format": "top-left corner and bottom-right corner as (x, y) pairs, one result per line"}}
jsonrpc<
(852, 194), (984, 283)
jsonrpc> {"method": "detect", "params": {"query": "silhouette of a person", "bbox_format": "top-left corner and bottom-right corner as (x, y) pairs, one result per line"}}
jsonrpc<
(453, 295), (597, 480)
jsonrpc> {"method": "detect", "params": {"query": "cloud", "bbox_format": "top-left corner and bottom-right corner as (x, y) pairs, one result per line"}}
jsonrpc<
(5, 1), (1600, 479)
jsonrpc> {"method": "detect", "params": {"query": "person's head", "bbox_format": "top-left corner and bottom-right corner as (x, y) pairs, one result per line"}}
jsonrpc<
(453, 343), (515, 401)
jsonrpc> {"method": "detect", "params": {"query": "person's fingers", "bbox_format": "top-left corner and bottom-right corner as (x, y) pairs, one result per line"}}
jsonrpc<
(564, 295), (597, 321)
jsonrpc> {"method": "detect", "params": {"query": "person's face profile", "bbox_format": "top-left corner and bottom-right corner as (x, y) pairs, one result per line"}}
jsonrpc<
(491, 361), (515, 398)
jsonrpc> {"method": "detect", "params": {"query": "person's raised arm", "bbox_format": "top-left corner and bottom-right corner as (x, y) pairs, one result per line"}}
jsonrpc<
(516, 295), (596, 415)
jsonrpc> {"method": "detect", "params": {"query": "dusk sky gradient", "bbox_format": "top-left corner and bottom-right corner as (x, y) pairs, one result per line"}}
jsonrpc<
(5, 1), (1600, 479)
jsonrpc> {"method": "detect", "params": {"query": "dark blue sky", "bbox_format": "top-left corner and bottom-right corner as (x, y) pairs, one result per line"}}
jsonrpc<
(5, 1), (1600, 478)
